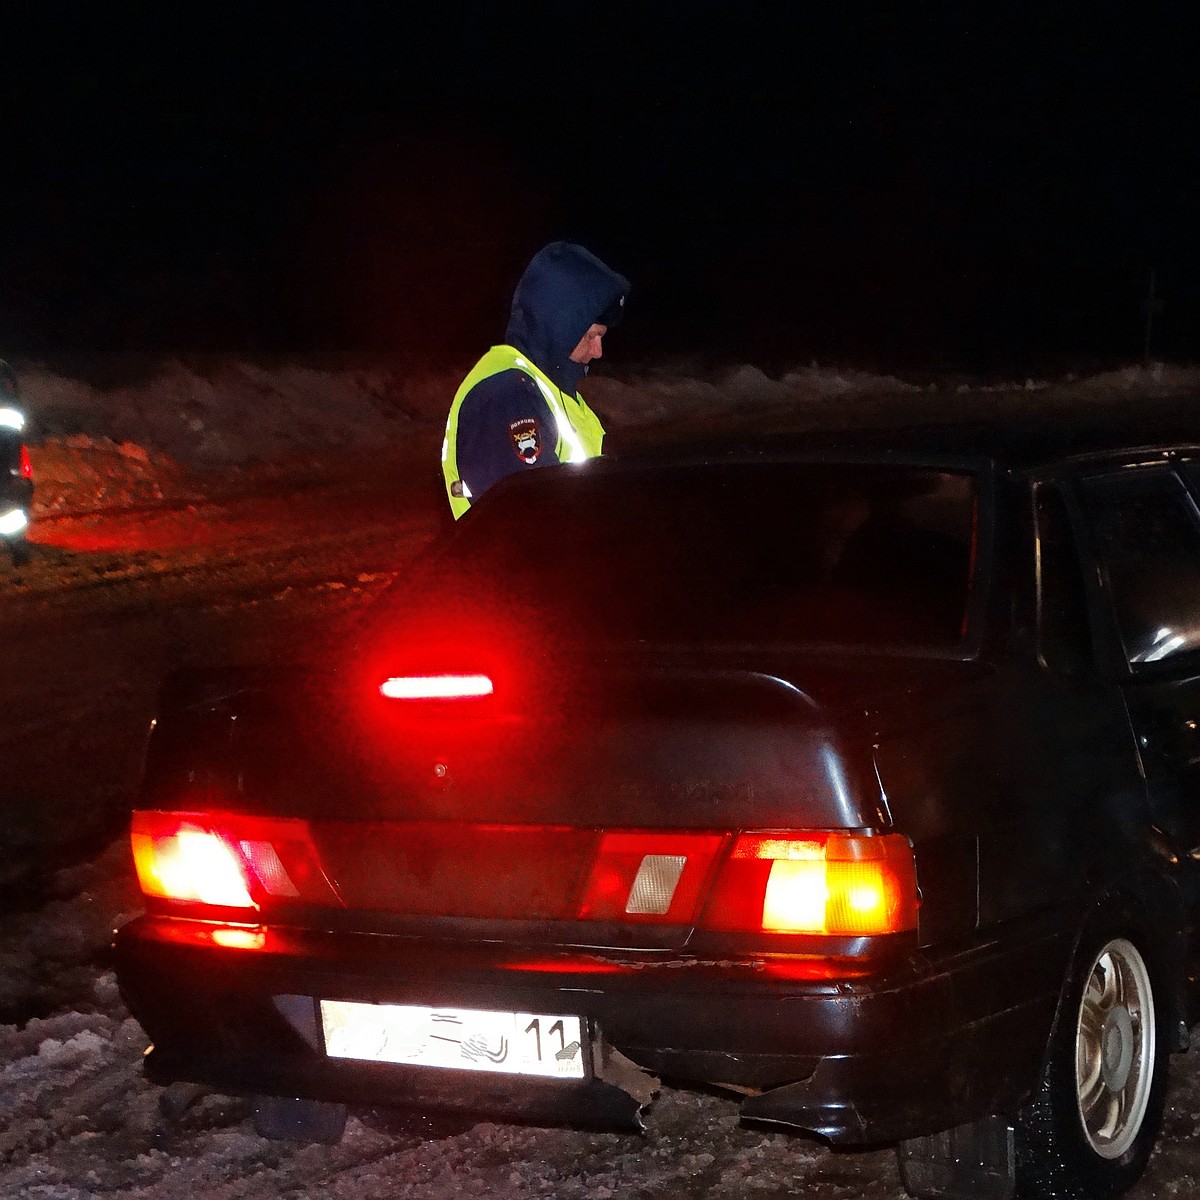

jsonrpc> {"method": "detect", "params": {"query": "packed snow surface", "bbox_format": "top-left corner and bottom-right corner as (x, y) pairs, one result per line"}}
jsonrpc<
(4, 356), (1200, 1197)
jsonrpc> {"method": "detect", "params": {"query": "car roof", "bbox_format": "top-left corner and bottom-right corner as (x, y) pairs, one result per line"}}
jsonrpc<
(612, 415), (1200, 476)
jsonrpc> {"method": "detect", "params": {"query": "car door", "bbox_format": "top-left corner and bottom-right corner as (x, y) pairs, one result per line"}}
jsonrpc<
(955, 472), (1142, 931)
(1075, 460), (1200, 916)
(974, 477), (1146, 929)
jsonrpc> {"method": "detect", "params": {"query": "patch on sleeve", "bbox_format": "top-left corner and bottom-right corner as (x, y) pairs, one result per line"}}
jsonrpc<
(509, 418), (543, 463)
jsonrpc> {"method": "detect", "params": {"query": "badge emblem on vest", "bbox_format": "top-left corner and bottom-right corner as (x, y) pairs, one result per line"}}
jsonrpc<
(509, 418), (542, 463)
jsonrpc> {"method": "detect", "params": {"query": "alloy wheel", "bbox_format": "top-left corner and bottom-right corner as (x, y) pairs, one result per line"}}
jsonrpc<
(1074, 937), (1156, 1160)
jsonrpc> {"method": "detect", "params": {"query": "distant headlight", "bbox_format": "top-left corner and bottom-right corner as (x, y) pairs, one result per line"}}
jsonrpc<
(0, 407), (24, 432)
(0, 508), (28, 537)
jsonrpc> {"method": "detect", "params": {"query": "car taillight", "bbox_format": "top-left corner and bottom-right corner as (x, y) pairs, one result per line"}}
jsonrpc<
(574, 828), (917, 937)
(578, 831), (726, 921)
(19, 444), (31, 480)
(131, 818), (254, 907)
(701, 832), (919, 936)
(379, 674), (494, 700)
(130, 811), (342, 909)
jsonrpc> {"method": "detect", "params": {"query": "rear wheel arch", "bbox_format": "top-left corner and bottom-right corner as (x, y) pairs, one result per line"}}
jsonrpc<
(1014, 877), (1182, 1199)
(1043, 874), (1189, 1067)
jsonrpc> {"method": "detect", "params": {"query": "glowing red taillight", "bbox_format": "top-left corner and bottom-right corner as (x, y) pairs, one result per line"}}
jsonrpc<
(129, 812), (917, 942)
(130, 811), (342, 909)
(574, 828), (917, 937)
(577, 831), (726, 922)
(379, 674), (494, 700)
(701, 832), (919, 936)
(19, 444), (31, 480)
(131, 817), (254, 908)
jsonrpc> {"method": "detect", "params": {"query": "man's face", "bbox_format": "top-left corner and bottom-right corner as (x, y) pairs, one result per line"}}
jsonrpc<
(569, 323), (607, 364)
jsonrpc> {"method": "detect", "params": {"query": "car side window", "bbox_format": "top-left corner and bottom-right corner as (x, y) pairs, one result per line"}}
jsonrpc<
(1081, 470), (1200, 666)
(1034, 483), (1094, 675)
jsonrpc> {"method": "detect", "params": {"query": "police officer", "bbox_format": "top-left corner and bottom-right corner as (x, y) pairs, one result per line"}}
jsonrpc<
(442, 242), (629, 519)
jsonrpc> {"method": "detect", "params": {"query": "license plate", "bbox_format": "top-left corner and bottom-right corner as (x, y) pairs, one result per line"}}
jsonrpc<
(319, 1000), (587, 1079)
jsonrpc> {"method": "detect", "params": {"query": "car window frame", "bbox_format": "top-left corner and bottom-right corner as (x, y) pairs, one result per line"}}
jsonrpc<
(1072, 461), (1200, 681)
(1030, 477), (1102, 680)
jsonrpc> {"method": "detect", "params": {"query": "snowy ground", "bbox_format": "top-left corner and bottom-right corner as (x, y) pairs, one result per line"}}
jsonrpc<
(2, 357), (1200, 1197)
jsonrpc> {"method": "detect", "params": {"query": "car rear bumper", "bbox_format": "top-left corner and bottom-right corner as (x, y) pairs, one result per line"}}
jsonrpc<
(114, 914), (1068, 1145)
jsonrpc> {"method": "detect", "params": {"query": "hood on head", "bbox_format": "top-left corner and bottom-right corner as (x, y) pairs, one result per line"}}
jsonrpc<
(505, 242), (630, 393)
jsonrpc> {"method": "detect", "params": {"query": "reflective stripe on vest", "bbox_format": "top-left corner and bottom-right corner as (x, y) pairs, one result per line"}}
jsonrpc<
(442, 344), (606, 519)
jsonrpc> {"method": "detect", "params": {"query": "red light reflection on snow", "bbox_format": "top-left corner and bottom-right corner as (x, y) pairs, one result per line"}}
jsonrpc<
(34, 527), (161, 553)
(32, 511), (236, 554)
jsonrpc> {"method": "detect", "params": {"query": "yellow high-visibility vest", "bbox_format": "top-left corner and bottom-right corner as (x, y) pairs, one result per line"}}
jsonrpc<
(442, 344), (606, 519)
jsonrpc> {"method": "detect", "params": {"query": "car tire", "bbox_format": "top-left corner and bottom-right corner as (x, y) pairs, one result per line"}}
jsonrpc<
(252, 1094), (348, 1144)
(1015, 928), (1168, 1200)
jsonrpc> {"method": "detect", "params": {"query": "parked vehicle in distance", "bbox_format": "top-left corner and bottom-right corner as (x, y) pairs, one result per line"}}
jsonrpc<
(115, 424), (1200, 1200)
(0, 361), (33, 565)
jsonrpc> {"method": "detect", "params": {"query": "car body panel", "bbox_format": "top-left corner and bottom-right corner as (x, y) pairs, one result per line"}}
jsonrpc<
(114, 435), (1200, 1148)
(117, 904), (1069, 1144)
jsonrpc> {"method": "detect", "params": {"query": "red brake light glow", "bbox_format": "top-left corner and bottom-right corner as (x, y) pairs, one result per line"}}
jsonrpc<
(702, 832), (919, 936)
(130, 812), (916, 942)
(131, 817), (254, 908)
(19, 444), (32, 480)
(574, 829), (916, 936)
(130, 811), (342, 909)
(379, 674), (494, 700)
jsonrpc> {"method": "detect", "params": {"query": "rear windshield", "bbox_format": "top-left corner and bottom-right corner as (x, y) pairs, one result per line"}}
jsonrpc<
(422, 463), (979, 650)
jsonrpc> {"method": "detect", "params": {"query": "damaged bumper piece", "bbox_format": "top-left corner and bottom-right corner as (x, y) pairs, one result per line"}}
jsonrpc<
(114, 914), (1065, 1145)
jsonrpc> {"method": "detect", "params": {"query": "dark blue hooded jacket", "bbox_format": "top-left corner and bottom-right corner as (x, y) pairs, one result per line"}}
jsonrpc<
(453, 243), (629, 506)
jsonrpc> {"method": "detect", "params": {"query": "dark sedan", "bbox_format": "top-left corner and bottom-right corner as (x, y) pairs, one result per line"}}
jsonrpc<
(115, 429), (1200, 1200)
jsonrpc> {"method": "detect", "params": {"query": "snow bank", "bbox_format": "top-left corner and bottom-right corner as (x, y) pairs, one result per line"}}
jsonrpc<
(14, 354), (991, 472)
(30, 436), (201, 516)
(0, 842), (143, 1025)
(11, 355), (921, 514)
(22, 356), (1200, 468)
(16, 355), (1200, 516)
(23, 359), (442, 467)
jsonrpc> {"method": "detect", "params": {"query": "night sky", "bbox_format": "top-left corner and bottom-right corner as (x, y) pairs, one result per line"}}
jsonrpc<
(0, 4), (1196, 374)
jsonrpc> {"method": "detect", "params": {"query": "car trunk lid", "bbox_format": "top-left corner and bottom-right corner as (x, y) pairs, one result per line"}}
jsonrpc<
(139, 658), (947, 946)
